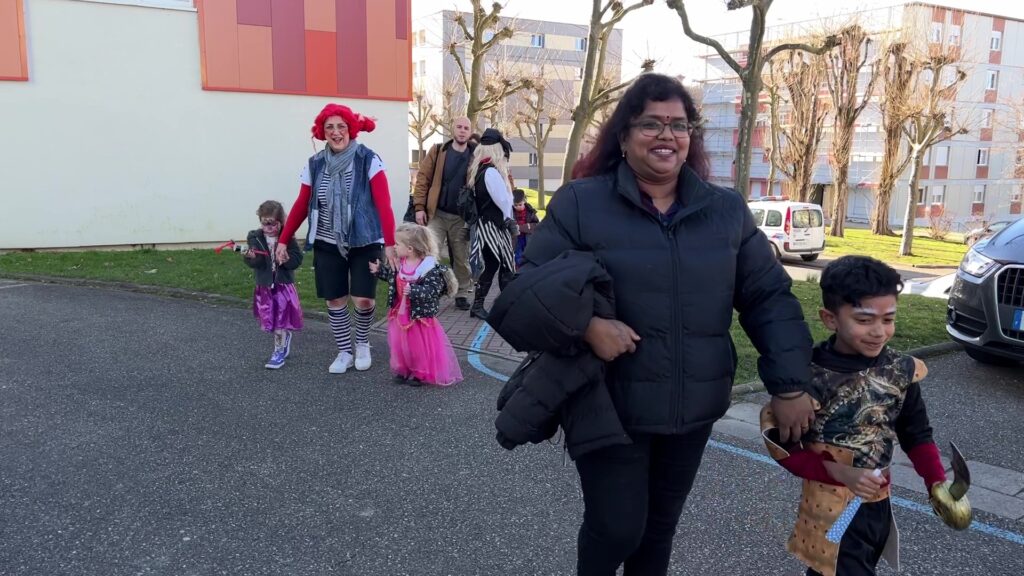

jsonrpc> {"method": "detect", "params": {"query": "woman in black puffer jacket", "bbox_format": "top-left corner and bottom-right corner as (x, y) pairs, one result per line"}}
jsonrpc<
(513, 73), (817, 576)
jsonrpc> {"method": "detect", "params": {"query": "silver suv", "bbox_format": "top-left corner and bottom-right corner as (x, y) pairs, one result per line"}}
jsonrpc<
(946, 217), (1024, 365)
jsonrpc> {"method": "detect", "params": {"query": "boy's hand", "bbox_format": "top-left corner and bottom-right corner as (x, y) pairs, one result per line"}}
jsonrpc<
(368, 259), (380, 274)
(824, 463), (886, 499)
(770, 392), (816, 443)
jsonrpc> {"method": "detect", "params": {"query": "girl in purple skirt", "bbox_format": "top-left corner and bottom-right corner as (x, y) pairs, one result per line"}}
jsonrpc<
(245, 200), (304, 369)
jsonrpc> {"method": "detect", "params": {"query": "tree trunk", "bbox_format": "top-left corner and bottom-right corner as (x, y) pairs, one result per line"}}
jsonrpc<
(735, 78), (759, 198)
(899, 151), (921, 256)
(872, 122), (903, 236)
(829, 122), (852, 237)
(536, 142), (546, 209)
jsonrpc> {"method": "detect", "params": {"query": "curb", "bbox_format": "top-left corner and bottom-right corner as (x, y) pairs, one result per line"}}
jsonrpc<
(729, 341), (963, 399)
(911, 264), (959, 270)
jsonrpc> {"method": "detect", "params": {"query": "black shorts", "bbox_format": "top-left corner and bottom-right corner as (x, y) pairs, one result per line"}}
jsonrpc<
(312, 241), (382, 300)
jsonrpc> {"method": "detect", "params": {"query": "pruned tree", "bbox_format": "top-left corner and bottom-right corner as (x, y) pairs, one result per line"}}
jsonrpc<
(667, 0), (838, 197)
(764, 67), (783, 197)
(562, 0), (656, 182)
(896, 49), (968, 256)
(825, 24), (880, 237)
(448, 0), (533, 130)
(766, 49), (828, 202)
(872, 39), (915, 235)
(514, 77), (561, 208)
(408, 89), (441, 167)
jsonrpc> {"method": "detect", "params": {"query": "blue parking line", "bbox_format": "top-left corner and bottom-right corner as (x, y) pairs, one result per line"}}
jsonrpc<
(468, 325), (1024, 547)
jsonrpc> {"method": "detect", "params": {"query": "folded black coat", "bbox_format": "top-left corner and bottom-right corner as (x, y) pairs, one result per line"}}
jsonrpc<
(488, 251), (631, 460)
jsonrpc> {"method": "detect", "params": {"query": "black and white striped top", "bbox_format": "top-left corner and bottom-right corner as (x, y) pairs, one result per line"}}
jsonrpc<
(300, 157), (384, 245)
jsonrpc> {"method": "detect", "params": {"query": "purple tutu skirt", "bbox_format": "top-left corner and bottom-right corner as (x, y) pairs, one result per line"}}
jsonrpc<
(387, 310), (462, 386)
(252, 283), (304, 332)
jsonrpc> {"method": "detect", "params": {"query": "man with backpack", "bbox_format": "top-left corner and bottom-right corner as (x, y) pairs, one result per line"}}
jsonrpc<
(413, 116), (476, 311)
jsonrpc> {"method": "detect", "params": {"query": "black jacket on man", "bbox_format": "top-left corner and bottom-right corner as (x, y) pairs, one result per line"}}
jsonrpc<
(488, 251), (630, 459)
(520, 161), (812, 435)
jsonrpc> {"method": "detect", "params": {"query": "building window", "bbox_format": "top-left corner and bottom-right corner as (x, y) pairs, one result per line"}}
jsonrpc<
(935, 146), (949, 166)
(575, 37), (587, 51)
(977, 148), (990, 166)
(416, 60), (427, 76)
(528, 153), (538, 166)
(973, 185), (986, 203)
(991, 30), (1002, 51)
(930, 22), (942, 43)
(948, 25), (961, 45)
(916, 187), (926, 205)
(986, 70), (999, 91)
(411, 149), (421, 163)
(982, 109), (993, 128)
(530, 34), (545, 48)
(930, 185), (945, 205)
(418, 30), (427, 46)
(1012, 186), (1022, 202)
(575, 67), (584, 80)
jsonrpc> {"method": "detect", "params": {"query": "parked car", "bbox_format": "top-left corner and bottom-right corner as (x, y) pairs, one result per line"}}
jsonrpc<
(946, 217), (1024, 365)
(748, 197), (826, 262)
(963, 220), (1011, 246)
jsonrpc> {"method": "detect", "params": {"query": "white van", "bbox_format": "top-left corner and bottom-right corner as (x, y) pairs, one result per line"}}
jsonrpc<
(747, 197), (826, 262)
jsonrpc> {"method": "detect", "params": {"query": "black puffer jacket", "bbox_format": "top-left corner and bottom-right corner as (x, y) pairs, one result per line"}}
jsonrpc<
(488, 251), (630, 459)
(521, 162), (812, 434)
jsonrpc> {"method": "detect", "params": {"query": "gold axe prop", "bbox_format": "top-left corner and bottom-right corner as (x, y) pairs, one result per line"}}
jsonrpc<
(929, 442), (973, 530)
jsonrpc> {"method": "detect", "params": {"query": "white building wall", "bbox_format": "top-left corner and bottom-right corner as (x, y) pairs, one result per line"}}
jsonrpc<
(0, 0), (409, 249)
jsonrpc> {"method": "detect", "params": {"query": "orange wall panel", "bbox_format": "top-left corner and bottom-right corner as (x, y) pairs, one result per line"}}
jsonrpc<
(199, 0), (240, 88)
(305, 30), (338, 95)
(0, 0), (28, 81)
(366, 0), (396, 98)
(237, 24), (274, 91)
(304, 0), (335, 32)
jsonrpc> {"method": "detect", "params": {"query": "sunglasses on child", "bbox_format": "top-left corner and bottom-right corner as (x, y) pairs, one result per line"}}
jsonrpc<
(261, 220), (280, 227)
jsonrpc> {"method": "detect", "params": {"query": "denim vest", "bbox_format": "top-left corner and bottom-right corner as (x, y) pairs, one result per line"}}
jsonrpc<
(305, 144), (384, 252)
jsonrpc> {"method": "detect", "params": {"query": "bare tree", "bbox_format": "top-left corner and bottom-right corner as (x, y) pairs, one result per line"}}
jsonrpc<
(667, 0), (837, 197)
(408, 90), (441, 167)
(872, 40), (915, 235)
(562, 0), (656, 182)
(514, 78), (561, 208)
(448, 0), (533, 130)
(767, 50), (828, 202)
(825, 24), (880, 237)
(896, 49), (968, 256)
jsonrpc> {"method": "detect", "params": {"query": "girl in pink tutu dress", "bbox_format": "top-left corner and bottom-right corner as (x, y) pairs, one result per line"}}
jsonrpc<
(245, 200), (304, 370)
(369, 222), (462, 386)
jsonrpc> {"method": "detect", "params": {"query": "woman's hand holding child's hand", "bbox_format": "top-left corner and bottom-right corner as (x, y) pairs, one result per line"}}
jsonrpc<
(824, 463), (886, 500)
(275, 243), (289, 265)
(584, 317), (641, 362)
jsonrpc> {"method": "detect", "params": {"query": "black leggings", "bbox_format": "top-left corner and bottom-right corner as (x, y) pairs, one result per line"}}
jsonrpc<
(807, 499), (892, 576)
(575, 426), (713, 576)
(476, 244), (513, 297)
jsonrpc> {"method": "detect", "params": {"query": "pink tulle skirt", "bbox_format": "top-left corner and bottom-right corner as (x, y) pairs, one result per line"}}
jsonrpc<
(387, 309), (462, 386)
(252, 283), (304, 333)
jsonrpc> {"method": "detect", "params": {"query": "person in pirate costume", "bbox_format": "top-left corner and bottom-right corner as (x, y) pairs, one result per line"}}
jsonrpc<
(465, 127), (517, 321)
(761, 255), (973, 576)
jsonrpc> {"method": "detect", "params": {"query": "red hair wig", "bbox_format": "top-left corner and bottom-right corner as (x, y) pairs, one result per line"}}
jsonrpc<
(311, 103), (377, 141)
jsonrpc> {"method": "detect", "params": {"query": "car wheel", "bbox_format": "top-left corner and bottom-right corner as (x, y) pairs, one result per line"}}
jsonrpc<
(800, 253), (820, 262)
(964, 346), (1019, 366)
(771, 244), (781, 260)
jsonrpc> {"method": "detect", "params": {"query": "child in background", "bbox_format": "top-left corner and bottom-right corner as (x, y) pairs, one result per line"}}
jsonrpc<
(760, 256), (969, 576)
(370, 222), (462, 386)
(245, 200), (304, 369)
(511, 189), (540, 269)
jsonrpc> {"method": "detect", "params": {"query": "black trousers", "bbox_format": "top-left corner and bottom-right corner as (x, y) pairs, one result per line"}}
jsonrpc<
(807, 499), (892, 576)
(575, 425), (713, 576)
(476, 244), (512, 299)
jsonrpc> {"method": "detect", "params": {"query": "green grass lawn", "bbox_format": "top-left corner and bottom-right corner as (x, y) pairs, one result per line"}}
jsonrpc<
(0, 248), (389, 317)
(0, 248), (951, 384)
(824, 229), (967, 267)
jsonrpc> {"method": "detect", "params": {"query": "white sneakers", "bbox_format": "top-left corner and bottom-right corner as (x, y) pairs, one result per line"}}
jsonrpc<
(354, 343), (372, 371)
(328, 345), (371, 374)
(329, 351), (354, 374)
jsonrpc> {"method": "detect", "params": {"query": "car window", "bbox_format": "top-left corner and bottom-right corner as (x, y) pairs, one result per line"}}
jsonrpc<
(792, 210), (811, 229)
(809, 210), (823, 227)
(765, 210), (783, 227)
(750, 209), (765, 226)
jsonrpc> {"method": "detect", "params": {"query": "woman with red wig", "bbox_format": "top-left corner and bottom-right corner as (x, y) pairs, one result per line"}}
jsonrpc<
(504, 73), (815, 575)
(277, 104), (397, 375)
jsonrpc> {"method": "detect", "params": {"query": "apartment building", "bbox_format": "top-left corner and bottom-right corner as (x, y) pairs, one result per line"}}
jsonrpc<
(697, 2), (1023, 229)
(410, 10), (622, 192)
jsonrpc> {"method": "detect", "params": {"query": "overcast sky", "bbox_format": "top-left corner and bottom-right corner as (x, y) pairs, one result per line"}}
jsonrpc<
(413, 0), (1024, 80)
